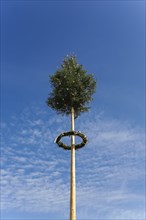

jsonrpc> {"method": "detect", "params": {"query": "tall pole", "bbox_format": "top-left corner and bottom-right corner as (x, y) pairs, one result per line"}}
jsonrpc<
(70, 107), (76, 220)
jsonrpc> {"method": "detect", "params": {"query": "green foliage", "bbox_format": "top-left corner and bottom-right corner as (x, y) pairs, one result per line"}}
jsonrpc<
(46, 55), (96, 118)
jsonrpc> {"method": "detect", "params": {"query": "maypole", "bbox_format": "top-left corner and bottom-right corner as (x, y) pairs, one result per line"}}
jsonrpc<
(70, 107), (76, 220)
(46, 55), (96, 220)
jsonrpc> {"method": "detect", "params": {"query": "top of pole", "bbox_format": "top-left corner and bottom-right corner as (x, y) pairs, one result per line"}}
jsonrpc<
(71, 107), (74, 131)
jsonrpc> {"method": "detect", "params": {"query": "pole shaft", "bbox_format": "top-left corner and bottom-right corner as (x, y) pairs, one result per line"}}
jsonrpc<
(70, 107), (76, 220)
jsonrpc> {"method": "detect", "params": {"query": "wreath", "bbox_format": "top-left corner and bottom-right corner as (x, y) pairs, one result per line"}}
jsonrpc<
(55, 131), (88, 150)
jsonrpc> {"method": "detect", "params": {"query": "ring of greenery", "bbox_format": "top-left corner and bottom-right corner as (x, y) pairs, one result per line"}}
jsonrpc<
(55, 131), (88, 150)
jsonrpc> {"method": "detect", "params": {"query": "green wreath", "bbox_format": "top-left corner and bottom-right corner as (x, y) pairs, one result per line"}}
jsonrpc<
(55, 131), (88, 150)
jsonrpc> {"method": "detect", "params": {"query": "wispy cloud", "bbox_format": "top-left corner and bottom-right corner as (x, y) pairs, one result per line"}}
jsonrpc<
(1, 106), (145, 219)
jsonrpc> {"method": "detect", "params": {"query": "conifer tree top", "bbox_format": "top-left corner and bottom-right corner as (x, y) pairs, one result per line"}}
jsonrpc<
(46, 55), (96, 118)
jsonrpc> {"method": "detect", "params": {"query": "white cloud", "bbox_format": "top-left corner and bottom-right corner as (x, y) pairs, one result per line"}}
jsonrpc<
(1, 106), (145, 219)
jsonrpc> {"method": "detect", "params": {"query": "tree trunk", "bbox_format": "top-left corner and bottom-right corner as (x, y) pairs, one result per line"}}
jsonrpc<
(70, 107), (76, 220)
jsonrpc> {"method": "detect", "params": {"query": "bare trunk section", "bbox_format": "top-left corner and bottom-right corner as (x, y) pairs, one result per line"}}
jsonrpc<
(70, 107), (76, 220)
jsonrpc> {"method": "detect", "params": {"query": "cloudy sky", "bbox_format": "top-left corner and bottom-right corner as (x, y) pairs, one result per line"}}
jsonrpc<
(1, 0), (145, 220)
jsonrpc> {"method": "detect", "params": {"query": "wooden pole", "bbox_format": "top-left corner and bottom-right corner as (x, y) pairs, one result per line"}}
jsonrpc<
(70, 107), (76, 220)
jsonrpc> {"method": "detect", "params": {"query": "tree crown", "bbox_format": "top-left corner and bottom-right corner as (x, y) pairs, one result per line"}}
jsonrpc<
(46, 55), (96, 118)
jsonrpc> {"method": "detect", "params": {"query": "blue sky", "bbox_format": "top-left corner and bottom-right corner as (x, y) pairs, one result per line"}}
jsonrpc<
(1, 0), (145, 220)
